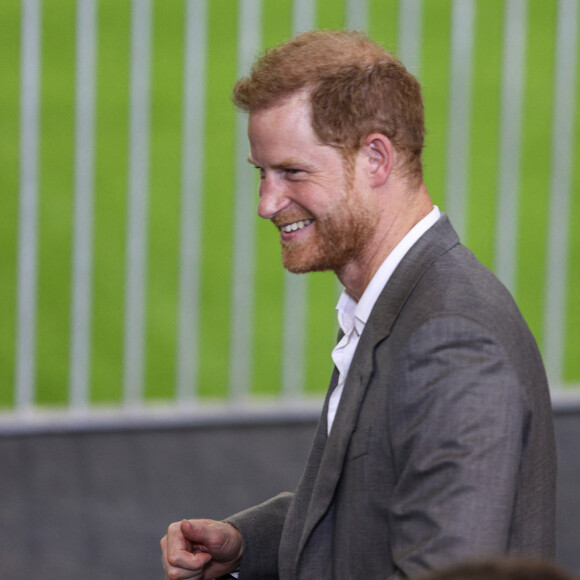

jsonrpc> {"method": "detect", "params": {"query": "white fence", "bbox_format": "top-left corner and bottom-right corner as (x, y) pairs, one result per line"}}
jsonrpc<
(4, 0), (580, 427)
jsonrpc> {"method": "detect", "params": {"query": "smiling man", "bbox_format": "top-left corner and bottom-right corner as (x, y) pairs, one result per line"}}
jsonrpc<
(161, 30), (556, 580)
(251, 91), (382, 286)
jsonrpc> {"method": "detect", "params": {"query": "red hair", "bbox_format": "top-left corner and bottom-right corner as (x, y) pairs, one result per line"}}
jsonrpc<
(233, 30), (425, 183)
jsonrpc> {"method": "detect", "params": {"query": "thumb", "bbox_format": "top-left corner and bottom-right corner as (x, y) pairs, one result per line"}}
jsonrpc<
(180, 519), (242, 562)
(180, 519), (207, 543)
(180, 521), (213, 564)
(180, 519), (227, 547)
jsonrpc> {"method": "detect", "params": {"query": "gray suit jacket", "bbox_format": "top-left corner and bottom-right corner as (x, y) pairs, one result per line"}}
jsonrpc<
(228, 215), (556, 579)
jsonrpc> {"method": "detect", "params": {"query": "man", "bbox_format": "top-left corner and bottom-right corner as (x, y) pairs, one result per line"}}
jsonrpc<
(161, 30), (556, 580)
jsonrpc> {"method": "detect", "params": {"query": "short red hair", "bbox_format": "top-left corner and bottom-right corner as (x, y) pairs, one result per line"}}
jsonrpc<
(233, 30), (425, 184)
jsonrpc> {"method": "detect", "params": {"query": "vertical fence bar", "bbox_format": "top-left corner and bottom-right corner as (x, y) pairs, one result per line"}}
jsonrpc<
(494, 0), (527, 294)
(69, 0), (97, 410)
(543, 0), (578, 386)
(229, 0), (261, 400)
(281, 275), (308, 399)
(279, 0), (316, 401)
(293, 0), (315, 35)
(398, 0), (423, 77)
(176, 0), (207, 404)
(123, 0), (152, 406)
(15, 0), (42, 412)
(346, 0), (368, 30)
(445, 0), (476, 240)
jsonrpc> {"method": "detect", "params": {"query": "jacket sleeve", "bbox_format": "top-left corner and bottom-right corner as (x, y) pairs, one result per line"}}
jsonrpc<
(225, 492), (294, 580)
(387, 314), (534, 575)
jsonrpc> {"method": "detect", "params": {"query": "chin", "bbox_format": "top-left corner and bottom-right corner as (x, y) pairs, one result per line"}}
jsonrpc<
(282, 252), (341, 274)
(282, 253), (318, 274)
(281, 235), (355, 273)
(282, 258), (316, 274)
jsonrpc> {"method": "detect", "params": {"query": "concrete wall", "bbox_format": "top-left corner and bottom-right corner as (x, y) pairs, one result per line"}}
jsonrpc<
(0, 403), (578, 579)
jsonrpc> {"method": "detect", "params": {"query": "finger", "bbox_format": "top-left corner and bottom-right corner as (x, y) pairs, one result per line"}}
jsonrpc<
(163, 522), (212, 574)
(167, 521), (192, 551)
(180, 519), (229, 548)
(164, 547), (211, 579)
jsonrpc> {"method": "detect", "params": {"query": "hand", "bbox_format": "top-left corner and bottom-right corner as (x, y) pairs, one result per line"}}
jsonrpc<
(161, 519), (243, 580)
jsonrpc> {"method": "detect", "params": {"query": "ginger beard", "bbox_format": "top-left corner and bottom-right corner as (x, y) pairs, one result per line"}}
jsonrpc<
(273, 179), (379, 275)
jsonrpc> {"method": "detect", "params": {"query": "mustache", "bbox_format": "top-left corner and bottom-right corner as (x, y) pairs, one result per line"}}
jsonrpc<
(271, 210), (315, 228)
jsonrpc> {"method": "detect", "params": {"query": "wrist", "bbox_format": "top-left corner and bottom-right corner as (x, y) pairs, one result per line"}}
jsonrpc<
(223, 521), (244, 569)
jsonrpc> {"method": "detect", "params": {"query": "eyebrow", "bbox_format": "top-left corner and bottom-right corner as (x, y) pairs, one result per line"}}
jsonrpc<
(247, 156), (309, 170)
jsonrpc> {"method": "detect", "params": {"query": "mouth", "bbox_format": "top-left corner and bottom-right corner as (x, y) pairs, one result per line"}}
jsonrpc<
(279, 219), (314, 234)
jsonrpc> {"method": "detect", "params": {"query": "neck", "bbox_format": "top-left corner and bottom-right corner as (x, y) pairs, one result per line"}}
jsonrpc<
(338, 183), (433, 301)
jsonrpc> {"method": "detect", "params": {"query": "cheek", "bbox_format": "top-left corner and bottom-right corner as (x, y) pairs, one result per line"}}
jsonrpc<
(294, 182), (339, 210)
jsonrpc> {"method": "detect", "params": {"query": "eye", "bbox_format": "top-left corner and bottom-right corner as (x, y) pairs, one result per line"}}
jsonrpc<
(284, 168), (304, 180)
(253, 165), (265, 179)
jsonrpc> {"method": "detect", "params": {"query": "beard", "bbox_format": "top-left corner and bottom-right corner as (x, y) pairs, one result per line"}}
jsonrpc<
(278, 189), (378, 275)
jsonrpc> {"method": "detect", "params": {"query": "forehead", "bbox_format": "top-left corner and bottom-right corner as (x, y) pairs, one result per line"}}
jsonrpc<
(247, 91), (338, 165)
(248, 92), (311, 138)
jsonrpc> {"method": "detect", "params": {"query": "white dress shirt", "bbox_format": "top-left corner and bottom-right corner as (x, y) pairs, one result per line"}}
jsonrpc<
(328, 206), (441, 434)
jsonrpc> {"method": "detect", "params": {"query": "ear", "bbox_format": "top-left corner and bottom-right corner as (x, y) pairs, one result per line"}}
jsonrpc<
(361, 133), (394, 188)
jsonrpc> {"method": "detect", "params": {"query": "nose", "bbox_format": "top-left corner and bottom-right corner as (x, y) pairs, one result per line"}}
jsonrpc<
(257, 174), (291, 219)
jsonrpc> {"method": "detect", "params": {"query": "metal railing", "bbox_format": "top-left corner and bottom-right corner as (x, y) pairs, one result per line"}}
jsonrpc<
(4, 0), (579, 425)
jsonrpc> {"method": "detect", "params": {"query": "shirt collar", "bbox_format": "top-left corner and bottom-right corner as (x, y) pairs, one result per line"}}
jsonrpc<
(336, 291), (358, 336)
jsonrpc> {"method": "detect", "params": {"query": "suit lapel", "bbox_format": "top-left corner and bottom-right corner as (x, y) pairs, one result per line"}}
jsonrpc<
(368, 213), (459, 343)
(296, 325), (376, 557)
(294, 214), (460, 562)
(278, 367), (337, 577)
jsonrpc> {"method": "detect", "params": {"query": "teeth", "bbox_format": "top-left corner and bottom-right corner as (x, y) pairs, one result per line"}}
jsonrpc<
(281, 219), (313, 233)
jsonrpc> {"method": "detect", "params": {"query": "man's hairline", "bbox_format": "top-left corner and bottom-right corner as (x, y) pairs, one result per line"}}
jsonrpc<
(241, 88), (422, 187)
(242, 87), (365, 162)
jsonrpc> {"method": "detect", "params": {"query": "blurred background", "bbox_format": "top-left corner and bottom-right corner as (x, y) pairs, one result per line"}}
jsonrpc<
(1, 0), (579, 578)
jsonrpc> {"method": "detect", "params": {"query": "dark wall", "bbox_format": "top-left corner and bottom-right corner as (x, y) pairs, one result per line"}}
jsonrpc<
(0, 416), (317, 580)
(0, 406), (578, 579)
(553, 406), (580, 575)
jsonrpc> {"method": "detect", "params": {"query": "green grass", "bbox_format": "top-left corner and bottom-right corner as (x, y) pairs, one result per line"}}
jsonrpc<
(1, 0), (579, 408)
(0, 0), (20, 407)
(91, 0), (131, 403)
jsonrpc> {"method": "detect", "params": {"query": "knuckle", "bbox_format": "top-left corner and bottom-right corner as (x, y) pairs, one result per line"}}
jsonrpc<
(168, 521), (181, 534)
(166, 552), (179, 567)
